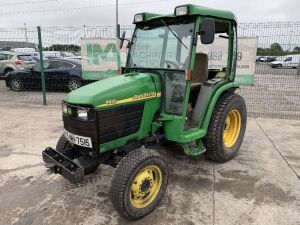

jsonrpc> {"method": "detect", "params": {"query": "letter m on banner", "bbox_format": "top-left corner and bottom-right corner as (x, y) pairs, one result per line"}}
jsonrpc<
(81, 38), (126, 80)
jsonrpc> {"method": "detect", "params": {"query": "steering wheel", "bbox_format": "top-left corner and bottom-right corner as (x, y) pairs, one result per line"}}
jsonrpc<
(162, 60), (180, 69)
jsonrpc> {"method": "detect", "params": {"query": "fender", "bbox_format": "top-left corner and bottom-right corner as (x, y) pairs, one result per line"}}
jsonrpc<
(200, 82), (238, 133)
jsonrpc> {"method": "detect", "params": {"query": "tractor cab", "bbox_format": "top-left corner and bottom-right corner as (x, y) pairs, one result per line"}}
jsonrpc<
(120, 4), (238, 153)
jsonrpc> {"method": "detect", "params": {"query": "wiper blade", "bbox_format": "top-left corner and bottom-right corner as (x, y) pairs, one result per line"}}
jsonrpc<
(161, 19), (188, 50)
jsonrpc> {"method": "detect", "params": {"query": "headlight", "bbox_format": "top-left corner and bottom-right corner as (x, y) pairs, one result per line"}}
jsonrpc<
(62, 103), (68, 114)
(175, 6), (188, 16)
(77, 109), (88, 120)
(134, 14), (144, 23)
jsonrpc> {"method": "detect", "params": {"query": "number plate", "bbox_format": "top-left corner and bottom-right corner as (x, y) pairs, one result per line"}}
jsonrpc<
(64, 129), (93, 148)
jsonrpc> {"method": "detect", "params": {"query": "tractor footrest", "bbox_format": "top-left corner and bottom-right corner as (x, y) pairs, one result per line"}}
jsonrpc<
(42, 147), (84, 184)
(181, 139), (206, 156)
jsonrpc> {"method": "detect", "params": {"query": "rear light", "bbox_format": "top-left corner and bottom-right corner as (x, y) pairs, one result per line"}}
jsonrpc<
(15, 60), (23, 65)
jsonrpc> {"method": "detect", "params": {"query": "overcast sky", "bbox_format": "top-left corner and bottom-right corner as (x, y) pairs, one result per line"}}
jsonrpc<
(0, 0), (299, 28)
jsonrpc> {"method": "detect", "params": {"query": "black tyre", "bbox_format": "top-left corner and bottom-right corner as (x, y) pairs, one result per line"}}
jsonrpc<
(277, 64), (282, 68)
(56, 134), (100, 174)
(203, 92), (247, 162)
(109, 148), (169, 220)
(56, 134), (74, 153)
(67, 79), (82, 91)
(9, 77), (23, 91)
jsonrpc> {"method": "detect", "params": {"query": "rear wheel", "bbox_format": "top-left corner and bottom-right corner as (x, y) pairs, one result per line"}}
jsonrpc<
(203, 92), (247, 162)
(56, 134), (100, 174)
(67, 79), (82, 91)
(109, 148), (169, 219)
(9, 78), (23, 91)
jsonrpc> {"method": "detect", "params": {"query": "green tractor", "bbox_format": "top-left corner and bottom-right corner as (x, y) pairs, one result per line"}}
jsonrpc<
(43, 4), (247, 219)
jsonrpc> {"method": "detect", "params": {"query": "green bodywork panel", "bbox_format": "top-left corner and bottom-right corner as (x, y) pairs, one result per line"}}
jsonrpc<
(137, 4), (237, 24)
(65, 72), (162, 153)
(65, 72), (161, 109)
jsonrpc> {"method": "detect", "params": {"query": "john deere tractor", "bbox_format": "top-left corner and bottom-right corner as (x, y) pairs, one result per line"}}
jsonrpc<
(43, 4), (247, 219)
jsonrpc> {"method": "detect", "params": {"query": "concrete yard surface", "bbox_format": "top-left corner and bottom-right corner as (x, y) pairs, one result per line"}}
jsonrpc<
(0, 104), (299, 225)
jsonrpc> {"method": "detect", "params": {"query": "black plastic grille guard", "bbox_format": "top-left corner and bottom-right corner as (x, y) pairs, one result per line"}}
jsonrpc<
(42, 147), (84, 184)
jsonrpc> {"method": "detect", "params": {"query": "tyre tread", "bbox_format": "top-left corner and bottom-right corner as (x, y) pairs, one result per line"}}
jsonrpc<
(203, 92), (246, 162)
(109, 148), (167, 219)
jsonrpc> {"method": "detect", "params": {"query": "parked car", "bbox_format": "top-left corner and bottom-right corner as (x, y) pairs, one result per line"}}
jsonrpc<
(270, 55), (300, 68)
(256, 56), (269, 62)
(0, 51), (36, 78)
(5, 59), (93, 92)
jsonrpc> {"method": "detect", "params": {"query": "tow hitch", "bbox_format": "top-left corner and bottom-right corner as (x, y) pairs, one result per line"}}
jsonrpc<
(43, 144), (111, 184)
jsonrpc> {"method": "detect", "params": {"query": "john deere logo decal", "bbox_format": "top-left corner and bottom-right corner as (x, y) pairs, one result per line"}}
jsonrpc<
(97, 92), (161, 108)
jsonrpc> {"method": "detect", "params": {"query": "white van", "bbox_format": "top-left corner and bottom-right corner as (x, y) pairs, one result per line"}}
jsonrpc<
(270, 55), (300, 69)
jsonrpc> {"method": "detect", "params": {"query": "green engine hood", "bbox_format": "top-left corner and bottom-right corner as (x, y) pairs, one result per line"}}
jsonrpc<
(64, 72), (161, 109)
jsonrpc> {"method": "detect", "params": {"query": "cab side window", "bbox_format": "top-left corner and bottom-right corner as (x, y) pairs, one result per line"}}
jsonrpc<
(284, 57), (292, 62)
(0, 54), (12, 60)
(60, 62), (74, 68)
(47, 61), (61, 69)
(196, 20), (230, 79)
(0, 54), (6, 61)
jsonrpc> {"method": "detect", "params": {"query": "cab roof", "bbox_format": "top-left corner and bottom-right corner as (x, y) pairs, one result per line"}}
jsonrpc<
(136, 4), (237, 24)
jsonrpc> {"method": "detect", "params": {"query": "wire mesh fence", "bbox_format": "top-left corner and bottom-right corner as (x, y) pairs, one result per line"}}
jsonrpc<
(238, 22), (300, 119)
(0, 22), (299, 120)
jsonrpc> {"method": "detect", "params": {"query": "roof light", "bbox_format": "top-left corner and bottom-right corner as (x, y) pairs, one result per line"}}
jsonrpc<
(175, 6), (189, 16)
(134, 14), (144, 23)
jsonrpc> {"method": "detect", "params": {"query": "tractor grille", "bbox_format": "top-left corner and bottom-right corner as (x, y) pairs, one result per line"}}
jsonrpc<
(63, 115), (99, 149)
(97, 103), (144, 144)
(62, 102), (144, 148)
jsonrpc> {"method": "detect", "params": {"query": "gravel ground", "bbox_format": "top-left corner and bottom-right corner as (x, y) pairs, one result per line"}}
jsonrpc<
(0, 104), (299, 225)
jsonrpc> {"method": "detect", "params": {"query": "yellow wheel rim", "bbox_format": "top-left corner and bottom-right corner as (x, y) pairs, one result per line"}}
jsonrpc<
(130, 165), (162, 208)
(223, 110), (241, 148)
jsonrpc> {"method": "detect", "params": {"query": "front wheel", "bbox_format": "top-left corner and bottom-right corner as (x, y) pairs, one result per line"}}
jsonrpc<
(9, 78), (23, 91)
(109, 148), (169, 219)
(203, 92), (247, 162)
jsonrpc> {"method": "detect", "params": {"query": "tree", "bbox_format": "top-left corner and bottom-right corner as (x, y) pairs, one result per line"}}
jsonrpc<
(257, 43), (286, 56)
(43, 44), (80, 52)
(292, 47), (300, 54)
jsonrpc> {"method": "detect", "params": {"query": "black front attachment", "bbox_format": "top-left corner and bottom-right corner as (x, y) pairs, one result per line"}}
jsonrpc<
(42, 147), (84, 184)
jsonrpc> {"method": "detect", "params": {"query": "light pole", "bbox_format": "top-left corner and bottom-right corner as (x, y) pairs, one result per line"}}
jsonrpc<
(83, 24), (87, 38)
(24, 23), (28, 44)
(116, 0), (119, 37)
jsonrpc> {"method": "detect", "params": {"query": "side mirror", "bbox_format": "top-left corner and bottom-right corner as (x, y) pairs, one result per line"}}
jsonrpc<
(200, 18), (215, 44)
(119, 31), (126, 49)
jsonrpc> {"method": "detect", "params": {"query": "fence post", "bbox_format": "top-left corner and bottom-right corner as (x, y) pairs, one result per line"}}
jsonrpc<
(37, 26), (47, 105)
(298, 60), (300, 75)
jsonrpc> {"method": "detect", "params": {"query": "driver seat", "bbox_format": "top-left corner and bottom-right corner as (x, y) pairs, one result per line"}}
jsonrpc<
(191, 53), (208, 90)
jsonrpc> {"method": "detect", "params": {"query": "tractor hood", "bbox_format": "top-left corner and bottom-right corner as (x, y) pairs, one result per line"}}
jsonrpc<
(64, 72), (161, 109)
